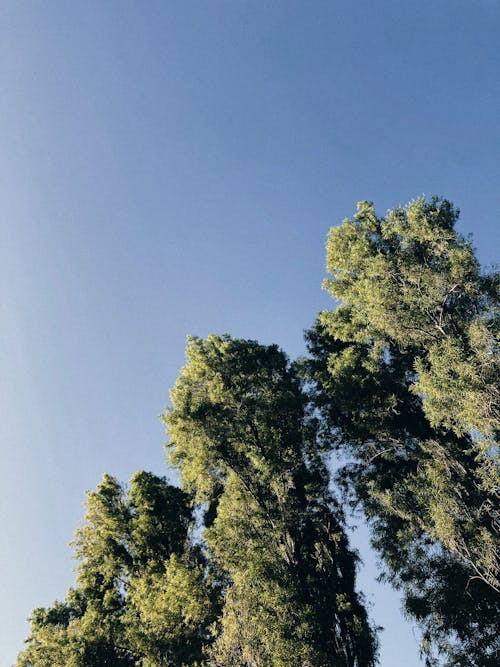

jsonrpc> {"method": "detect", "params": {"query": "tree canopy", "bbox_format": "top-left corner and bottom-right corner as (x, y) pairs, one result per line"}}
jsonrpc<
(18, 339), (377, 667)
(17, 472), (218, 667)
(18, 196), (498, 667)
(305, 197), (499, 665)
(164, 335), (377, 666)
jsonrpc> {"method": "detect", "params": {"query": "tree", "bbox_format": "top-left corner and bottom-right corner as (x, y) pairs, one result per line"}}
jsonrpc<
(164, 334), (378, 667)
(305, 197), (499, 665)
(17, 472), (218, 667)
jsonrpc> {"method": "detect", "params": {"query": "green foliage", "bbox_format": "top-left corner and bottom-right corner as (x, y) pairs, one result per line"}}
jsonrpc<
(19, 337), (377, 667)
(164, 335), (378, 667)
(17, 472), (218, 667)
(124, 551), (216, 667)
(305, 197), (500, 664)
(20, 194), (498, 666)
(322, 197), (499, 442)
(17, 597), (85, 667)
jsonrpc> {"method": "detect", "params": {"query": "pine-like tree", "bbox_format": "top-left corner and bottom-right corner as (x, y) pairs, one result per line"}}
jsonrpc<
(305, 197), (499, 665)
(17, 472), (218, 667)
(164, 334), (378, 667)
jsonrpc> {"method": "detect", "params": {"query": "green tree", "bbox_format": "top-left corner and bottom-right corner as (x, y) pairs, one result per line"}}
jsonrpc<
(305, 197), (499, 665)
(164, 334), (378, 667)
(17, 472), (217, 667)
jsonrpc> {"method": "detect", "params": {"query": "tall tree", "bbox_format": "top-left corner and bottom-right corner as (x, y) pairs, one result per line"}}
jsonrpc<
(305, 197), (499, 665)
(17, 472), (218, 667)
(164, 334), (378, 667)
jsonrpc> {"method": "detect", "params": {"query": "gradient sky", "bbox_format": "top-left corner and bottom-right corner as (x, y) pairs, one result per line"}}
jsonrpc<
(1, 2), (499, 665)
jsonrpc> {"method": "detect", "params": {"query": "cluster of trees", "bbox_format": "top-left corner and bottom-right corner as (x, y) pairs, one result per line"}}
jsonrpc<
(18, 198), (499, 666)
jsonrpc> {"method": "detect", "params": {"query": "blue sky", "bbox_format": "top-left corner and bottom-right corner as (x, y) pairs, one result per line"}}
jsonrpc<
(1, 2), (499, 665)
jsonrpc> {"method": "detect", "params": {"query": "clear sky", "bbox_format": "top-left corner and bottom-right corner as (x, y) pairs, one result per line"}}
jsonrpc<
(1, 2), (499, 665)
